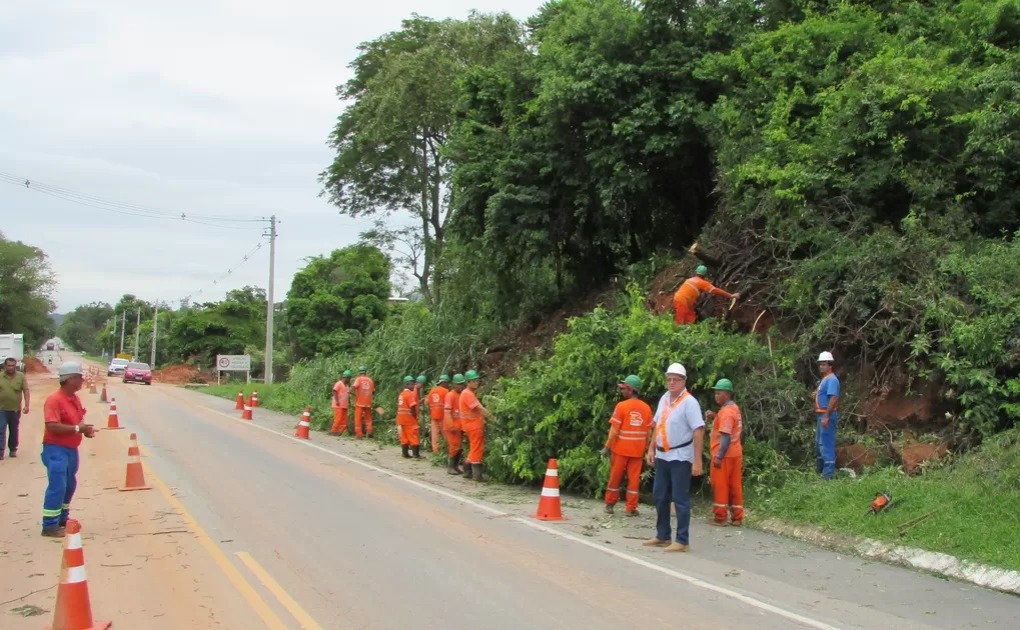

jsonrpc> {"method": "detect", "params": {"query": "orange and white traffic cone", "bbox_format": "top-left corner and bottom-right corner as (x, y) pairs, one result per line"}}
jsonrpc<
(295, 406), (311, 439)
(235, 391), (245, 410)
(250, 391), (259, 408)
(88, 378), (97, 395)
(532, 458), (567, 521)
(119, 433), (152, 492)
(98, 385), (108, 403)
(241, 405), (253, 421)
(105, 399), (123, 430)
(51, 519), (112, 630)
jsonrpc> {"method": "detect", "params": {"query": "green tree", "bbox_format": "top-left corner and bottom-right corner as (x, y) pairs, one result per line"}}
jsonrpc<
(161, 287), (267, 369)
(59, 302), (114, 354)
(285, 245), (390, 359)
(0, 231), (56, 347)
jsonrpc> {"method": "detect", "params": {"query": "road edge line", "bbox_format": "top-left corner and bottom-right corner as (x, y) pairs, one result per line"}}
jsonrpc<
(236, 551), (324, 630)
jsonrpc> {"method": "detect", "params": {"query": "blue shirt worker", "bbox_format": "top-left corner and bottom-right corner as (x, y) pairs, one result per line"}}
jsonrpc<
(40, 362), (96, 537)
(643, 362), (705, 553)
(814, 351), (840, 479)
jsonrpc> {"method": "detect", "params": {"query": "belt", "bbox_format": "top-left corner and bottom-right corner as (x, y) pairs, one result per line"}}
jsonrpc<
(656, 438), (693, 452)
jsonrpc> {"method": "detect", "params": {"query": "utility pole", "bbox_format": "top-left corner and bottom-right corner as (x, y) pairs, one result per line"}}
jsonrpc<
(264, 215), (277, 385)
(150, 302), (158, 367)
(111, 312), (117, 358)
(119, 311), (126, 354)
(134, 309), (141, 359)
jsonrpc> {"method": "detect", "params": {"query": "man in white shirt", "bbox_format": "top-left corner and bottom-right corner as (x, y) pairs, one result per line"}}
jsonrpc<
(643, 362), (705, 552)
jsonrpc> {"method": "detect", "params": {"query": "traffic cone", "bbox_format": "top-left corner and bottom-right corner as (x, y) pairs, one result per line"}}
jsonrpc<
(119, 433), (152, 492)
(250, 390), (259, 408)
(88, 378), (97, 395)
(295, 406), (311, 439)
(532, 458), (567, 521)
(105, 399), (123, 430)
(98, 386), (108, 403)
(235, 391), (245, 410)
(51, 520), (112, 630)
(241, 405), (253, 421)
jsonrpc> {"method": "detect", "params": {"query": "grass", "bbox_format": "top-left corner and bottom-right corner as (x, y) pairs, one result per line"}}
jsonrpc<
(756, 429), (1020, 571)
(200, 383), (339, 432)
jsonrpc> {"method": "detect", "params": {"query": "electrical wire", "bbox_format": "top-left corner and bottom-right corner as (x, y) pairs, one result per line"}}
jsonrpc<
(182, 237), (268, 304)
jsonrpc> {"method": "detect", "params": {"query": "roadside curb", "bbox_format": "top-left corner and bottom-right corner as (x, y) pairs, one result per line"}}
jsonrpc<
(757, 518), (1020, 596)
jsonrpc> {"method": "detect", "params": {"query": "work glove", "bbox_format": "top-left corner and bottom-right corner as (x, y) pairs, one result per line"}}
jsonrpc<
(600, 446), (610, 457)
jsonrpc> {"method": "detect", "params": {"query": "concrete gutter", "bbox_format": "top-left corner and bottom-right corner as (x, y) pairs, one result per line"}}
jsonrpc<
(757, 518), (1020, 596)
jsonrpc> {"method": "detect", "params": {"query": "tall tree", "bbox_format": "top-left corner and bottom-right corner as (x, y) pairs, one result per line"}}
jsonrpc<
(0, 231), (56, 347)
(59, 302), (114, 354)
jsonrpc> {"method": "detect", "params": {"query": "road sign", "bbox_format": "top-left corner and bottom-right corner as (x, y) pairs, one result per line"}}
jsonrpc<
(216, 355), (251, 371)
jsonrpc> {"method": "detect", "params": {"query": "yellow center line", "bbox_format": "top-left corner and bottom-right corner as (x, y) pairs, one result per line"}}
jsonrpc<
(111, 431), (288, 630)
(236, 552), (324, 630)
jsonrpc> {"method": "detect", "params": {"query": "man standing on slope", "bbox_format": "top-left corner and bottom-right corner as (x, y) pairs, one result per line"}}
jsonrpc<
(459, 370), (490, 482)
(40, 362), (96, 537)
(444, 374), (465, 475)
(706, 378), (743, 527)
(0, 356), (30, 459)
(601, 374), (654, 516)
(329, 370), (352, 436)
(644, 362), (705, 552)
(815, 352), (840, 480)
(352, 367), (375, 438)
(673, 265), (739, 325)
(397, 376), (422, 459)
(428, 375), (450, 454)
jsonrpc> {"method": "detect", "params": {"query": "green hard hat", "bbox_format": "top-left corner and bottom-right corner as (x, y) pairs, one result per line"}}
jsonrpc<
(417, 374), (427, 383)
(342, 370), (353, 377)
(452, 373), (466, 384)
(620, 375), (642, 391)
(465, 369), (480, 381)
(438, 374), (450, 383)
(403, 375), (414, 383)
(712, 378), (734, 392)
(358, 366), (367, 373)
(695, 265), (708, 276)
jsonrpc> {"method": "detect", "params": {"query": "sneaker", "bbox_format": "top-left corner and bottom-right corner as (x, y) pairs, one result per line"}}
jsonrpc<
(642, 537), (669, 547)
(664, 542), (689, 552)
(625, 509), (640, 517)
(603, 504), (615, 515)
(41, 526), (66, 538)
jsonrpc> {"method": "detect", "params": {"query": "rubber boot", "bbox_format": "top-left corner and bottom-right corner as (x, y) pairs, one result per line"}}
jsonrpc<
(412, 445), (422, 459)
(401, 445), (410, 459)
(452, 452), (463, 475)
(462, 463), (472, 479)
(447, 457), (458, 474)
(471, 462), (485, 482)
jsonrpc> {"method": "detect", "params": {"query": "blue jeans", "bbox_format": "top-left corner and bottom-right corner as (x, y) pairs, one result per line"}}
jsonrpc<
(41, 444), (79, 528)
(816, 413), (838, 479)
(652, 458), (693, 544)
(0, 409), (20, 454)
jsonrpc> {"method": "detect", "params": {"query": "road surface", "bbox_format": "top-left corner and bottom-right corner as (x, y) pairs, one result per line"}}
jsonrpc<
(3, 357), (1018, 628)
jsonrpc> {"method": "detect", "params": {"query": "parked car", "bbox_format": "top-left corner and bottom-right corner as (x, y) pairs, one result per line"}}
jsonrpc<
(107, 358), (130, 376)
(123, 362), (152, 385)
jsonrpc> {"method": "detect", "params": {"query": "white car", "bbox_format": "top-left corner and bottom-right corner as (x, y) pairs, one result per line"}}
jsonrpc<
(107, 358), (130, 376)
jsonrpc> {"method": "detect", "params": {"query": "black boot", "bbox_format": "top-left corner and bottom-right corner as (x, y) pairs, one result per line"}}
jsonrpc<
(451, 452), (463, 474)
(462, 462), (472, 479)
(471, 462), (485, 482)
(447, 457), (460, 474)
(401, 445), (410, 459)
(412, 445), (422, 459)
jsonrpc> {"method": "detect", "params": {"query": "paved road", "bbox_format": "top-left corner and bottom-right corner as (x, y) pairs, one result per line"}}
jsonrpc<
(98, 377), (1018, 629)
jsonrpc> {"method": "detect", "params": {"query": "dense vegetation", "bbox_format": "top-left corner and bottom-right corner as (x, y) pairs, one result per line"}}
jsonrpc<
(0, 231), (56, 347)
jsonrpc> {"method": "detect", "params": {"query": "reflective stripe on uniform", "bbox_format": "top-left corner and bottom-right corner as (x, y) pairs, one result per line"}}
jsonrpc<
(43, 508), (62, 517)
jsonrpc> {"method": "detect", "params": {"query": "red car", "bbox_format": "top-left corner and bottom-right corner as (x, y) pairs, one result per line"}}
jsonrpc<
(123, 362), (152, 385)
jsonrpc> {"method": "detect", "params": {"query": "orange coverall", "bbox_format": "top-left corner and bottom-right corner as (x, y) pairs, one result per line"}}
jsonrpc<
(673, 276), (735, 324)
(352, 375), (375, 437)
(710, 402), (744, 524)
(329, 379), (349, 434)
(444, 389), (462, 456)
(459, 389), (484, 464)
(603, 398), (654, 513)
(396, 389), (420, 446)
(428, 386), (449, 453)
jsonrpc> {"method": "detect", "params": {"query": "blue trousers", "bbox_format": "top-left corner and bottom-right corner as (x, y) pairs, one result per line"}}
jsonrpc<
(41, 444), (79, 528)
(652, 458), (692, 544)
(816, 413), (838, 479)
(0, 409), (20, 454)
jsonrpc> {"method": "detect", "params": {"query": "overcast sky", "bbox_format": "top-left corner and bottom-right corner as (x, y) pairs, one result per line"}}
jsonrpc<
(0, 0), (545, 313)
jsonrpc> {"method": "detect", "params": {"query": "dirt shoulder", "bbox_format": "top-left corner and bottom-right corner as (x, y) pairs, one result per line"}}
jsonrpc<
(0, 369), (261, 628)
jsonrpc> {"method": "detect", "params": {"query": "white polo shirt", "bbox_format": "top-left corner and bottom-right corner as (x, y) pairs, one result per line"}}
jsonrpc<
(652, 389), (704, 463)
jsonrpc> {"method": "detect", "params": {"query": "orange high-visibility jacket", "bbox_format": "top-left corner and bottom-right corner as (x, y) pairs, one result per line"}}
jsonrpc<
(673, 276), (734, 312)
(396, 389), (418, 426)
(444, 389), (462, 432)
(605, 398), (654, 457)
(353, 375), (375, 407)
(710, 402), (743, 459)
(428, 386), (449, 421)
(459, 389), (483, 432)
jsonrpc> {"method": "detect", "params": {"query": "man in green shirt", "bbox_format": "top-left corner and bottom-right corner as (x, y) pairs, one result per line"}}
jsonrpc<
(0, 356), (30, 459)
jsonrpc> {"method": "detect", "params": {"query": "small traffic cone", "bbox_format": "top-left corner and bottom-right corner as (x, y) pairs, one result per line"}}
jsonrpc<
(105, 399), (123, 430)
(88, 378), (97, 395)
(51, 520), (112, 630)
(295, 406), (311, 439)
(250, 390), (259, 408)
(235, 391), (245, 410)
(532, 458), (567, 521)
(241, 405), (253, 421)
(119, 433), (152, 491)
(98, 385), (108, 403)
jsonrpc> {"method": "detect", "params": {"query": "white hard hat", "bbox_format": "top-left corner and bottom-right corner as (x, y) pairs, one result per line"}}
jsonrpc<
(817, 351), (835, 362)
(665, 362), (687, 377)
(58, 362), (84, 378)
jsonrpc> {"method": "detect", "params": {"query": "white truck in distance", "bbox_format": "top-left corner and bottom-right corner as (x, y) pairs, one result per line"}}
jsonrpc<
(0, 333), (25, 371)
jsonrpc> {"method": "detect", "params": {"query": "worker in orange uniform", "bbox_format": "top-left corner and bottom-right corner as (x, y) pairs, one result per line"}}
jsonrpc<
(673, 265), (739, 324)
(329, 370), (353, 435)
(601, 375), (654, 516)
(428, 375), (450, 454)
(444, 374), (465, 475)
(352, 366), (375, 438)
(459, 370), (490, 482)
(706, 378), (743, 527)
(397, 376), (422, 459)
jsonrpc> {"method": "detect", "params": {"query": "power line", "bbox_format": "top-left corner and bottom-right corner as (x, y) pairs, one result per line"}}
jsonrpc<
(182, 237), (268, 304)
